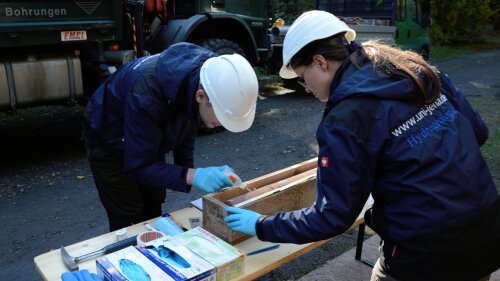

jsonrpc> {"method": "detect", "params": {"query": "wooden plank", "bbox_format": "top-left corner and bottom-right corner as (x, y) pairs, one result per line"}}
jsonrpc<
(243, 180), (316, 214)
(203, 159), (318, 244)
(226, 169), (317, 206)
(34, 203), (373, 281)
(203, 179), (317, 245)
(244, 158), (316, 189)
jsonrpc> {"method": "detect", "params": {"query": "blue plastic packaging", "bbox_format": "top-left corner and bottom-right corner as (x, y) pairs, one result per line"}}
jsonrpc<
(154, 214), (185, 236)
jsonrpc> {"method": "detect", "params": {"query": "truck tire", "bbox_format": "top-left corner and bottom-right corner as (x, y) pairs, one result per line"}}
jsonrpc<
(201, 38), (246, 58)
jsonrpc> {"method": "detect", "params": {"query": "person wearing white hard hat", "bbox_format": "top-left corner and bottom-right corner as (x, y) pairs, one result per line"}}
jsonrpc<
(225, 10), (499, 281)
(83, 42), (258, 231)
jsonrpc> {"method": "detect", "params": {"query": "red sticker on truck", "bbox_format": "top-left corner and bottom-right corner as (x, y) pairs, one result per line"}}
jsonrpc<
(61, 31), (87, 41)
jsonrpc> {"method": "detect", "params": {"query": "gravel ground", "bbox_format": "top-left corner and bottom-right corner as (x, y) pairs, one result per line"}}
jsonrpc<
(0, 50), (499, 281)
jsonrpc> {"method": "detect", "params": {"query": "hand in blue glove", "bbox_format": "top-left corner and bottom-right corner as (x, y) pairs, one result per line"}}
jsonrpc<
(193, 165), (235, 193)
(224, 206), (261, 236)
(61, 269), (102, 281)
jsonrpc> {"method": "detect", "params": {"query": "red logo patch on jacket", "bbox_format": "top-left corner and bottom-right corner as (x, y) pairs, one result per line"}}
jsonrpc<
(320, 156), (329, 168)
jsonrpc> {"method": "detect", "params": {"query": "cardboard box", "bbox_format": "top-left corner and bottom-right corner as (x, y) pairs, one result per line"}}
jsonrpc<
(96, 246), (175, 281)
(137, 235), (216, 281)
(203, 158), (317, 244)
(174, 227), (244, 281)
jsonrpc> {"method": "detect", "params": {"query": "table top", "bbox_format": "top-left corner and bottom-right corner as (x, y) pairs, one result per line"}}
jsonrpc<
(34, 201), (370, 281)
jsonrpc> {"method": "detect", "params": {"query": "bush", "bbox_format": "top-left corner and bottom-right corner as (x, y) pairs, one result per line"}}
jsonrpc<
(430, 0), (496, 44)
(271, 0), (315, 25)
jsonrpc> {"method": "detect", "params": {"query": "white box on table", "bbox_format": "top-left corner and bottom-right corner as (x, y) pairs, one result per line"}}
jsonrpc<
(137, 235), (216, 281)
(174, 227), (245, 281)
(96, 245), (175, 281)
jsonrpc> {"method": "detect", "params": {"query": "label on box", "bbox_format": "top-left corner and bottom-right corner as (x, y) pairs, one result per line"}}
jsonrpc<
(96, 246), (175, 281)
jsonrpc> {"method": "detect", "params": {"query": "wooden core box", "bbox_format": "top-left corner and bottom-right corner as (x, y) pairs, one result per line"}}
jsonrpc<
(202, 158), (318, 244)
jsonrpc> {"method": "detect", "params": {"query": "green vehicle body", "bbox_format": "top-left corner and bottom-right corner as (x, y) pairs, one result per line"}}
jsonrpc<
(316, 0), (431, 59)
(0, 0), (282, 111)
(394, 0), (431, 59)
(0, 1), (123, 48)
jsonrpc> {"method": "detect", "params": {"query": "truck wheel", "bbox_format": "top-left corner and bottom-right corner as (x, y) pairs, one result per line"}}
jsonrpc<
(201, 38), (246, 58)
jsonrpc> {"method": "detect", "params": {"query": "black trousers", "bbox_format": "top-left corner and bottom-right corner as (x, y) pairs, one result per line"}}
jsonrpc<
(87, 146), (166, 231)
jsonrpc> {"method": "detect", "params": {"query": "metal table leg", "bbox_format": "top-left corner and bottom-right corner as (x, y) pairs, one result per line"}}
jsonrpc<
(355, 222), (374, 267)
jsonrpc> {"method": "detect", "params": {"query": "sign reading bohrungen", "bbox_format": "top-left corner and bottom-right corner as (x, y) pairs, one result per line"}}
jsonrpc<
(5, 7), (68, 18)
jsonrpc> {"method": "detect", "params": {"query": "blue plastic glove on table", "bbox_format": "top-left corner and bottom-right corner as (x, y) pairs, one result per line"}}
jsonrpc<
(193, 165), (235, 193)
(224, 206), (261, 236)
(61, 269), (102, 281)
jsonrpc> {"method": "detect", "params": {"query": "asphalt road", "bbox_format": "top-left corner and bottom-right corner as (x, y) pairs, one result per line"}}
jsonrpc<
(1, 50), (499, 281)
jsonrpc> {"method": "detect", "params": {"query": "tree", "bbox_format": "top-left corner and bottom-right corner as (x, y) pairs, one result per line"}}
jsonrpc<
(491, 0), (500, 31)
(430, 0), (496, 43)
(271, 0), (315, 25)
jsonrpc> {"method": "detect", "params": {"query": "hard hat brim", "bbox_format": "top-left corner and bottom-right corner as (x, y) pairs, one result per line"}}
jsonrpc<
(212, 102), (256, 133)
(279, 64), (298, 79)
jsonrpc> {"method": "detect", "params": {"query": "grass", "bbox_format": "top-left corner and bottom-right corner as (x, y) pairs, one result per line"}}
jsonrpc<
(482, 129), (500, 168)
(255, 67), (288, 92)
(430, 34), (500, 60)
(481, 129), (500, 191)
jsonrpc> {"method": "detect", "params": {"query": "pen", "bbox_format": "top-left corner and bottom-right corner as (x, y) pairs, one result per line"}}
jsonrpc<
(246, 244), (280, 256)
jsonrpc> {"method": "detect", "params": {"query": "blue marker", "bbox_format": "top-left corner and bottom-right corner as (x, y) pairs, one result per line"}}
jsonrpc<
(246, 244), (280, 256)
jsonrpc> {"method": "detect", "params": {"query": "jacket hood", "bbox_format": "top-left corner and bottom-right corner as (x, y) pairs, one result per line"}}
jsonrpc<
(327, 57), (418, 107)
(156, 43), (218, 102)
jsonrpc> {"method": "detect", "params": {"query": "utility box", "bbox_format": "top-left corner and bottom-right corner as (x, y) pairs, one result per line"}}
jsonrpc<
(202, 158), (317, 244)
(0, 55), (83, 108)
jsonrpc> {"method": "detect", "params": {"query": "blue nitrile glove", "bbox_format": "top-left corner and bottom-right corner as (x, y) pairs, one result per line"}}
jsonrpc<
(224, 206), (261, 236)
(119, 259), (151, 281)
(61, 269), (102, 281)
(155, 245), (191, 268)
(193, 165), (235, 193)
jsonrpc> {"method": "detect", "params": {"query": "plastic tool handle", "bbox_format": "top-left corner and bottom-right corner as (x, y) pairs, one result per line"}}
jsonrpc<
(102, 235), (137, 254)
(73, 235), (138, 263)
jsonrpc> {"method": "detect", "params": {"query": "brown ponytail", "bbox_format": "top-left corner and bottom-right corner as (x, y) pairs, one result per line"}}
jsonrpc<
(354, 41), (440, 105)
(290, 36), (440, 105)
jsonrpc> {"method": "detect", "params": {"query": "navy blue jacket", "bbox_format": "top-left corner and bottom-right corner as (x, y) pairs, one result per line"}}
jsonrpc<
(83, 43), (217, 191)
(258, 55), (498, 244)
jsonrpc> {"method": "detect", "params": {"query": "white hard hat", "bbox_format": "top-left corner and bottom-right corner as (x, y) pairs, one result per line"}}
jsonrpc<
(200, 54), (258, 133)
(279, 10), (356, 79)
